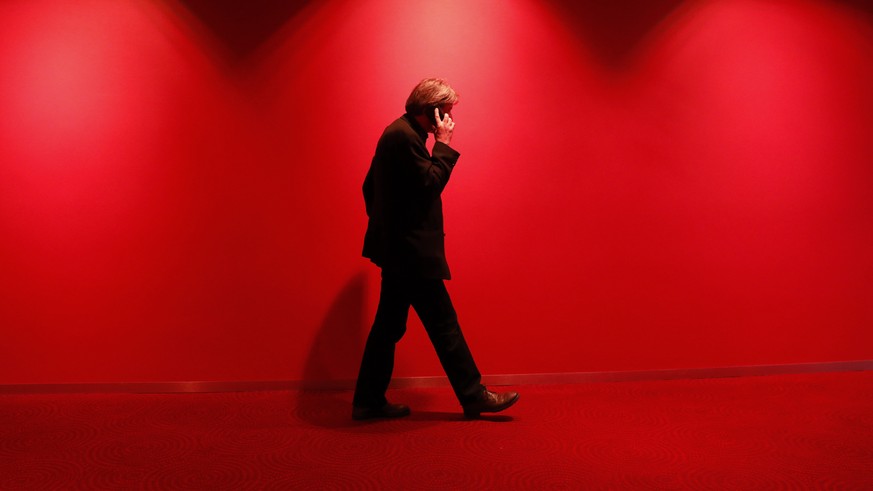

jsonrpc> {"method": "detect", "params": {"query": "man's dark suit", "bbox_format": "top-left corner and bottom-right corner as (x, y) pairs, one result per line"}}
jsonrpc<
(362, 113), (457, 280)
(354, 114), (484, 409)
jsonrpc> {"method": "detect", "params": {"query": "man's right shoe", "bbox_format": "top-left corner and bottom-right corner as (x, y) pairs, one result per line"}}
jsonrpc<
(462, 390), (520, 418)
(352, 402), (411, 421)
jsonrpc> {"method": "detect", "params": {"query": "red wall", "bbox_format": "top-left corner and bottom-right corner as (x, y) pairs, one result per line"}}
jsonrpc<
(2, 0), (872, 385)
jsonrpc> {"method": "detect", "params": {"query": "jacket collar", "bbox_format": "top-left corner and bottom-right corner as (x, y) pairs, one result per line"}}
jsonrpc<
(403, 113), (428, 142)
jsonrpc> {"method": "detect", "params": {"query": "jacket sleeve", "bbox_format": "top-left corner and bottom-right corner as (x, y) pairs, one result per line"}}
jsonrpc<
(400, 133), (460, 199)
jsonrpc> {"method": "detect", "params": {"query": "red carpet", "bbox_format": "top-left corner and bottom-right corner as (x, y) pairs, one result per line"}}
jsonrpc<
(2, 371), (873, 489)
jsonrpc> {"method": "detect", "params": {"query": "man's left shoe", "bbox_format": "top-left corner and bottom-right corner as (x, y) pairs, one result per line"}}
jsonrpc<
(462, 390), (520, 418)
(352, 402), (411, 421)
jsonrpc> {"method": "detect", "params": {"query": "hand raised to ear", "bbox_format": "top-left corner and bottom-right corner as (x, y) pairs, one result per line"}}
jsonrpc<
(434, 108), (454, 145)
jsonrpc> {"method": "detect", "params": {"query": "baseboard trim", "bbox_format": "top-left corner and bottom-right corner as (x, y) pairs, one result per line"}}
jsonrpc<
(2, 360), (871, 394)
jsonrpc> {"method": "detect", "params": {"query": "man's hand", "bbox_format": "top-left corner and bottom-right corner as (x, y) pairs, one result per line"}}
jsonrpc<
(434, 107), (454, 145)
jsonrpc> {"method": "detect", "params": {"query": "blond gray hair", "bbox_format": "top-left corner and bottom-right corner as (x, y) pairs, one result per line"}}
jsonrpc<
(405, 78), (458, 115)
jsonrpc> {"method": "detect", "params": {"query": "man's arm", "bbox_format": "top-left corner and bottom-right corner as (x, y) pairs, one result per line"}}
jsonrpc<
(402, 108), (460, 198)
(404, 136), (459, 198)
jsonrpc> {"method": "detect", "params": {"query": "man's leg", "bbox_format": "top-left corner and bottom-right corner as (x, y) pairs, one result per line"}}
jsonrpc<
(410, 279), (485, 405)
(353, 275), (410, 409)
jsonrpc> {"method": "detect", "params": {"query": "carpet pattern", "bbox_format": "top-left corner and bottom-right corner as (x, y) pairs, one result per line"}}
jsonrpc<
(2, 371), (873, 489)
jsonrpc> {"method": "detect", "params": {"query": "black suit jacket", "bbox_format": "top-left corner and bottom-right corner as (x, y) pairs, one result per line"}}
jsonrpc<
(362, 114), (461, 279)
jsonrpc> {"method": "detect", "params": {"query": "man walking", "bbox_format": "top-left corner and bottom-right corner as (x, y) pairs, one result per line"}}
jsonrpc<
(353, 78), (519, 420)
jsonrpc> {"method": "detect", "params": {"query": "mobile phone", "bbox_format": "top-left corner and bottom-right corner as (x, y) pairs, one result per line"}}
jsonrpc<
(427, 106), (445, 125)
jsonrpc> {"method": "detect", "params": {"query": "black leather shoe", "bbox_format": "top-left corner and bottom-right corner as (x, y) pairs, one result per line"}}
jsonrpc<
(462, 390), (519, 418)
(352, 402), (411, 421)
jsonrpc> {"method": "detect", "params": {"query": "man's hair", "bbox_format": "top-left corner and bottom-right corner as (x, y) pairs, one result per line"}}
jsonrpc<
(405, 78), (458, 115)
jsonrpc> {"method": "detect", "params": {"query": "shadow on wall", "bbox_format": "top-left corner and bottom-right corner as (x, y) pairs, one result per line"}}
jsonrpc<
(840, 0), (873, 19)
(544, 0), (686, 70)
(292, 272), (458, 430)
(294, 272), (369, 427)
(172, 0), (313, 65)
(546, 0), (873, 73)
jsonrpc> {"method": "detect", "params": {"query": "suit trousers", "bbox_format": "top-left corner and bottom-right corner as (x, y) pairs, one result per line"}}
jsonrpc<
(353, 274), (484, 408)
